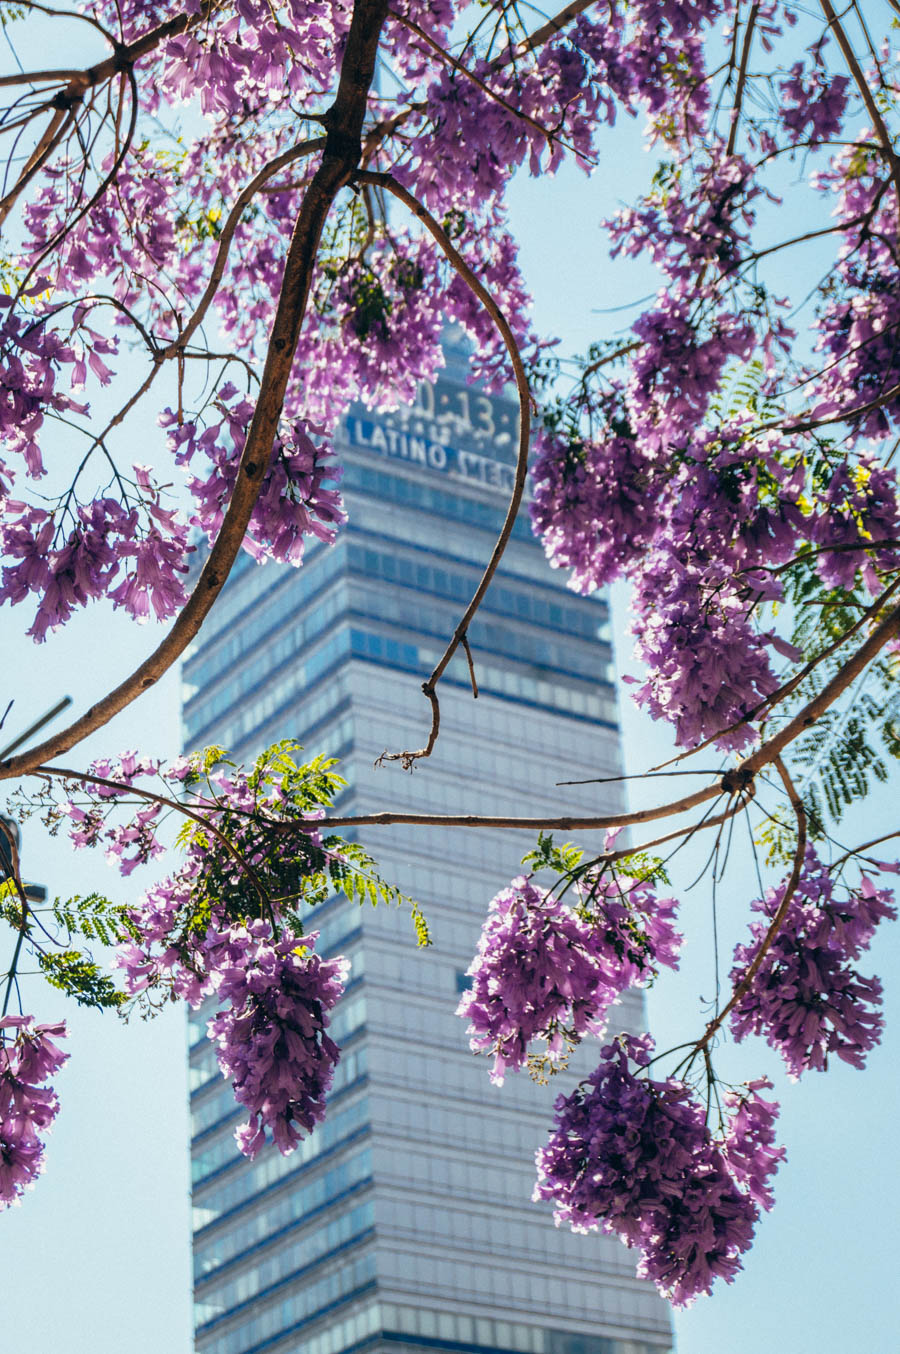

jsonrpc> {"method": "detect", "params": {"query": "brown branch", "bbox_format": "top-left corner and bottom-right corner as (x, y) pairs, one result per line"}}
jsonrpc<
(0, 818), (30, 1017)
(771, 380), (900, 437)
(460, 633), (479, 698)
(356, 169), (531, 768)
(302, 779), (727, 833)
(828, 827), (900, 872)
(36, 763), (282, 909)
(0, 0), (391, 784)
(581, 339), (641, 380)
(725, 3), (759, 158)
(389, 10), (557, 146)
(819, 0), (900, 222)
(306, 590), (900, 832)
(742, 597), (900, 774)
(742, 538), (900, 578)
(161, 137), (327, 357)
(608, 801), (747, 863)
(359, 0), (598, 169)
(0, 103), (72, 228)
(16, 68), (140, 296)
(0, 3), (226, 230)
(0, 2), (224, 94)
(496, 0), (597, 67)
(38, 764), (271, 908)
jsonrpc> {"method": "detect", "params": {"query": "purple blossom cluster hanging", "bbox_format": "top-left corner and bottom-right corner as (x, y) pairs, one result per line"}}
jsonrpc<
(0, 1015), (68, 1208)
(534, 1037), (783, 1307)
(207, 923), (348, 1158)
(730, 851), (897, 1078)
(458, 873), (681, 1082)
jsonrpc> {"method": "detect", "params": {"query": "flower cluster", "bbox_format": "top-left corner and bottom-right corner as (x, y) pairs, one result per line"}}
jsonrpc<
(629, 546), (782, 749)
(529, 417), (658, 592)
(207, 922), (348, 1157)
(0, 1015), (68, 1209)
(808, 457), (900, 596)
(458, 873), (680, 1083)
(532, 418), (813, 747)
(175, 394), (346, 567)
(534, 1036), (784, 1306)
(809, 146), (900, 439)
(730, 850), (896, 1078)
(51, 742), (368, 1159)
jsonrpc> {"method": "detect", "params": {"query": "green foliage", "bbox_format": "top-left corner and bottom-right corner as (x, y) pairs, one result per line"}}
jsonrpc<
(0, 876), (23, 927)
(37, 949), (127, 1010)
(52, 892), (131, 947)
(709, 357), (781, 424)
(786, 565), (863, 659)
(791, 683), (891, 832)
(756, 807), (798, 868)
(526, 1032), (577, 1084)
(347, 268), (392, 340)
(781, 561), (900, 831)
(521, 831), (584, 876)
(409, 899), (432, 948)
(11, 895), (135, 1012)
(200, 744), (228, 774)
(441, 208), (466, 240)
(181, 740), (427, 948)
(609, 851), (670, 887)
(522, 832), (668, 890)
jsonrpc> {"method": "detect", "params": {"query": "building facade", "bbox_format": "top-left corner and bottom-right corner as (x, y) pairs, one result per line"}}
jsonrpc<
(183, 338), (673, 1354)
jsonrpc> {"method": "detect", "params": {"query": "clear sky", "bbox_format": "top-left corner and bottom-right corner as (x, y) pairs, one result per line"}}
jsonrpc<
(1, 21), (899, 1354)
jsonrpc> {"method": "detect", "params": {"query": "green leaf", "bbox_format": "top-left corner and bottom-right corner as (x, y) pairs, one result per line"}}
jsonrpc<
(521, 831), (584, 876)
(52, 893), (130, 947)
(37, 949), (127, 1010)
(611, 851), (670, 886)
(410, 899), (432, 948)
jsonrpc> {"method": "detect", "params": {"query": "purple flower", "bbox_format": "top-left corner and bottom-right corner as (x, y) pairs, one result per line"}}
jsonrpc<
(530, 413), (659, 592)
(730, 851), (896, 1078)
(207, 922), (348, 1157)
(534, 1036), (783, 1306)
(458, 874), (680, 1083)
(0, 1016), (68, 1208)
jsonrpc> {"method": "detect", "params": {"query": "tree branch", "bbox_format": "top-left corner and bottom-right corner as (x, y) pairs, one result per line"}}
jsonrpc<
(356, 169), (531, 768)
(37, 764), (272, 910)
(819, 0), (900, 222)
(496, 0), (596, 67)
(0, 0), (391, 783)
(725, 2), (759, 158)
(161, 136), (327, 357)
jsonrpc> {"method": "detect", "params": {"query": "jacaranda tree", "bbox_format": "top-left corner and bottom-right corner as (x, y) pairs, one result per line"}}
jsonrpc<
(0, 0), (898, 1309)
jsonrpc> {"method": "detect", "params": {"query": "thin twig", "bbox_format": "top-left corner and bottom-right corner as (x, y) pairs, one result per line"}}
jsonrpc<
(357, 170), (531, 768)
(496, 0), (596, 66)
(725, 2), (759, 158)
(460, 633), (479, 698)
(161, 137), (326, 358)
(37, 764), (272, 909)
(693, 755), (807, 1053)
(819, 0), (900, 223)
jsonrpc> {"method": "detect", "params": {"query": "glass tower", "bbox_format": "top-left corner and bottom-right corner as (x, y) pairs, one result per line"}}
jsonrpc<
(183, 336), (673, 1354)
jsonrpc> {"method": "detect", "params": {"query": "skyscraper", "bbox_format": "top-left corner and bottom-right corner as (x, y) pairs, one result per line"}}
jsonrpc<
(183, 336), (673, 1354)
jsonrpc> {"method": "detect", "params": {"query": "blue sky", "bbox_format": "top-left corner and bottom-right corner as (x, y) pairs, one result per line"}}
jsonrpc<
(1, 17), (899, 1354)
